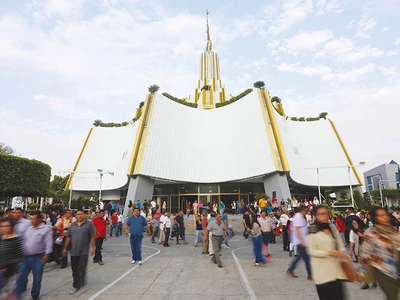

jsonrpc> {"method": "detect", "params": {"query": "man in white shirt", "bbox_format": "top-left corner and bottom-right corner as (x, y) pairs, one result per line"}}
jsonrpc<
(163, 213), (171, 247)
(158, 212), (166, 245)
(117, 212), (124, 236)
(287, 206), (312, 280)
(99, 199), (104, 210)
(279, 210), (290, 252)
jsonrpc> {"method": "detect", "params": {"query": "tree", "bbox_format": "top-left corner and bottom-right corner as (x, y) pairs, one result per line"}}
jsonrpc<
(271, 96), (282, 103)
(363, 192), (371, 203)
(319, 112), (328, 119)
(353, 190), (369, 210)
(148, 84), (160, 94)
(93, 119), (102, 127)
(253, 81), (265, 89)
(0, 142), (15, 155)
(339, 190), (348, 201)
(139, 101), (145, 108)
(324, 190), (332, 204)
(0, 154), (51, 197)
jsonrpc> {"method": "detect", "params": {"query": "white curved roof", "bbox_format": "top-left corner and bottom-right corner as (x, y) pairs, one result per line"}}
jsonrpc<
(275, 112), (359, 186)
(71, 124), (138, 191)
(138, 92), (276, 182)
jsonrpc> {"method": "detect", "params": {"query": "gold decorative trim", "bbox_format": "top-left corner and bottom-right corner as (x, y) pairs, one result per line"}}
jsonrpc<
(135, 93), (157, 173)
(127, 94), (151, 175)
(263, 89), (290, 171)
(65, 128), (93, 189)
(329, 120), (363, 186)
(212, 77), (216, 91)
(210, 87), (214, 106)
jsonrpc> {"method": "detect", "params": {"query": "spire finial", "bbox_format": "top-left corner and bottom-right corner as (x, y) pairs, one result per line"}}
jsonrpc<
(206, 10), (213, 51)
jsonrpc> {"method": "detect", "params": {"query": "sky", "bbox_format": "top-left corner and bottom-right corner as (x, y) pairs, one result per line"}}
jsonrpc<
(0, 0), (399, 185)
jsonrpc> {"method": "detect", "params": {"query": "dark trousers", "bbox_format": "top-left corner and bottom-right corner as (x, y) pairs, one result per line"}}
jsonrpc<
(129, 235), (143, 261)
(164, 228), (170, 246)
(94, 238), (104, 262)
(288, 245), (311, 277)
(374, 267), (400, 300)
(177, 226), (185, 242)
(316, 280), (345, 300)
(211, 235), (223, 267)
(269, 232), (276, 243)
(282, 226), (289, 250)
(261, 231), (271, 246)
(118, 223), (123, 235)
(16, 254), (44, 298)
(151, 228), (160, 242)
(71, 255), (88, 289)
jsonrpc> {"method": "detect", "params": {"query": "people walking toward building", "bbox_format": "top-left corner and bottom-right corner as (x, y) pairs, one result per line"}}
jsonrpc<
(194, 215), (202, 247)
(309, 205), (350, 300)
(202, 211), (209, 254)
(232, 201), (237, 215)
(136, 200), (141, 211)
(198, 199), (203, 215)
(280, 210), (290, 252)
(208, 211), (216, 256)
(344, 207), (359, 244)
(349, 218), (367, 263)
(250, 217), (266, 267)
(159, 212), (166, 245)
(63, 209), (96, 294)
(110, 211), (119, 237)
(174, 210), (185, 244)
(219, 201), (225, 215)
(242, 209), (251, 240)
(193, 200), (199, 217)
(92, 210), (106, 265)
(287, 206), (312, 280)
(163, 213), (172, 247)
(269, 212), (278, 244)
(0, 218), (24, 298)
(162, 201), (167, 214)
(117, 212), (124, 236)
(222, 210), (230, 249)
(53, 209), (76, 269)
(16, 211), (53, 300)
(125, 208), (147, 264)
(207, 213), (228, 268)
(150, 214), (160, 244)
(360, 207), (400, 299)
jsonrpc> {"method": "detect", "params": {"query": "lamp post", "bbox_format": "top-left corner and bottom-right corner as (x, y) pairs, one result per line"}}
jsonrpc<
(68, 171), (75, 209)
(97, 169), (114, 201)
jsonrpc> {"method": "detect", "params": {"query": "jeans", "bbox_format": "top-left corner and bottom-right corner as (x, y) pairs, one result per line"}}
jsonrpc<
(129, 235), (143, 261)
(16, 254), (45, 298)
(253, 235), (266, 264)
(110, 223), (119, 237)
(71, 255), (88, 289)
(164, 228), (170, 246)
(288, 245), (311, 277)
(262, 231), (271, 246)
(282, 226), (289, 250)
(94, 238), (104, 262)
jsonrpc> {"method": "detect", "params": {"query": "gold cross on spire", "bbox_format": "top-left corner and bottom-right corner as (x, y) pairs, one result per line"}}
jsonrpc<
(206, 10), (213, 51)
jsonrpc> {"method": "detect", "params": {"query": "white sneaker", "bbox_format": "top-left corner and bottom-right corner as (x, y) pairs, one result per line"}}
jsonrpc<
(131, 260), (136, 264)
(138, 261), (143, 265)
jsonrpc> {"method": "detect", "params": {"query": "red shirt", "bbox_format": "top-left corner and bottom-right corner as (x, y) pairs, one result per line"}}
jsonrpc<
(93, 217), (107, 238)
(111, 215), (118, 224)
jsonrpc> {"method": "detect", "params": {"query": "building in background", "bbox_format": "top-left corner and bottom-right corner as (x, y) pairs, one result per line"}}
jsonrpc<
(65, 16), (362, 214)
(364, 160), (400, 193)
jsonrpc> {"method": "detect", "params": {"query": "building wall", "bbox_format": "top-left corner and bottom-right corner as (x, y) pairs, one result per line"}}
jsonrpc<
(364, 163), (400, 193)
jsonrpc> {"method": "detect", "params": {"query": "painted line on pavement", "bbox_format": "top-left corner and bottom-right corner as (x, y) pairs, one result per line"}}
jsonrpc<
(88, 246), (161, 300)
(231, 246), (257, 300)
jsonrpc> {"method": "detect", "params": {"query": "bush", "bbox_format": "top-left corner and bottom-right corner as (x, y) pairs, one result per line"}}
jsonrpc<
(27, 203), (40, 210)
(298, 117), (305, 122)
(291, 117), (298, 121)
(0, 154), (51, 197)
(139, 101), (145, 108)
(319, 112), (328, 119)
(271, 96), (281, 103)
(148, 84), (160, 94)
(215, 88), (253, 108)
(253, 81), (265, 89)
(162, 92), (198, 108)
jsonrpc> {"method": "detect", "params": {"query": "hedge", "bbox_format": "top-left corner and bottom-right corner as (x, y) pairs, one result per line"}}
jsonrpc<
(215, 88), (253, 108)
(0, 154), (51, 197)
(162, 92), (198, 108)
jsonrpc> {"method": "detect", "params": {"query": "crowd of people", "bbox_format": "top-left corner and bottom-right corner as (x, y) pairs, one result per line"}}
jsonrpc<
(1, 197), (400, 300)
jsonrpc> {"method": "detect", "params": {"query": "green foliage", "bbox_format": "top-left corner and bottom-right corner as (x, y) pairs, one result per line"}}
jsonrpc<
(270, 96), (281, 103)
(215, 88), (253, 108)
(93, 119), (102, 127)
(0, 142), (15, 155)
(298, 117), (305, 122)
(324, 190), (332, 203)
(132, 111), (142, 122)
(253, 81), (265, 89)
(353, 190), (370, 210)
(162, 92), (198, 108)
(255, 193), (269, 200)
(306, 117), (320, 121)
(27, 202), (40, 210)
(0, 154), (51, 197)
(201, 85), (211, 91)
(291, 117), (298, 121)
(70, 196), (97, 210)
(371, 189), (400, 199)
(121, 121), (129, 126)
(319, 112), (328, 119)
(363, 192), (371, 203)
(148, 84), (160, 94)
(139, 101), (145, 108)
(339, 190), (348, 201)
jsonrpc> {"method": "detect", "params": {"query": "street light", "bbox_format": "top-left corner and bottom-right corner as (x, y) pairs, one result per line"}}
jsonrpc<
(97, 169), (114, 201)
(68, 171), (75, 209)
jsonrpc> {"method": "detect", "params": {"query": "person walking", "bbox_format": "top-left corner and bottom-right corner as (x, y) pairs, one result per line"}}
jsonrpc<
(309, 205), (350, 300)
(287, 206), (312, 280)
(125, 207), (148, 264)
(110, 211), (119, 237)
(63, 209), (96, 294)
(117, 212), (124, 236)
(151, 213), (160, 244)
(360, 207), (400, 300)
(159, 212), (166, 245)
(174, 210), (185, 245)
(92, 210), (107, 265)
(250, 217), (266, 267)
(280, 210), (290, 252)
(53, 209), (76, 269)
(16, 211), (53, 300)
(202, 211), (209, 254)
(163, 213), (172, 247)
(207, 213), (228, 268)
(258, 210), (273, 248)
(194, 215), (202, 247)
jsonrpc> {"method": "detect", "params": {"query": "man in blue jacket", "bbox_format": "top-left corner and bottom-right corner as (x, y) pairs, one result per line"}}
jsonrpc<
(125, 207), (147, 265)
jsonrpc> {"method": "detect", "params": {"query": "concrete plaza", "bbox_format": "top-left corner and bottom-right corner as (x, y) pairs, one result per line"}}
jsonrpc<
(26, 216), (385, 300)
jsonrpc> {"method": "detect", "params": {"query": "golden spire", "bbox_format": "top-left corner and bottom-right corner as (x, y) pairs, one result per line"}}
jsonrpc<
(206, 10), (213, 51)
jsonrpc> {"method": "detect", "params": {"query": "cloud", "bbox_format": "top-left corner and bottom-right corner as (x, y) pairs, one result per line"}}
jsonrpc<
(387, 50), (400, 56)
(323, 63), (374, 82)
(382, 27), (391, 32)
(267, 0), (313, 36)
(315, 38), (384, 61)
(277, 63), (332, 76)
(355, 16), (377, 38)
(378, 65), (396, 76)
(395, 39), (400, 45)
(284, 29), (334, 53)
(315, 0), (344, 16)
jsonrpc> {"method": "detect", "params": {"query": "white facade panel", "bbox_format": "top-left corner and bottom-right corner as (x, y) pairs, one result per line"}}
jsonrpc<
(275, 112), (358, 187)
(71, 124), (139, 191)
(138, 92), (276, 183)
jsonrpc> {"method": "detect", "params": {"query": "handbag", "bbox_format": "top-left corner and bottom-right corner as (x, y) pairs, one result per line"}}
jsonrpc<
(55, 236), (64, 245)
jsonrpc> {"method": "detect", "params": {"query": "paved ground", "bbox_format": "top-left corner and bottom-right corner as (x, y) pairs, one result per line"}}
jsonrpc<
(22, 216), (385, 300)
